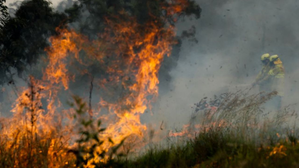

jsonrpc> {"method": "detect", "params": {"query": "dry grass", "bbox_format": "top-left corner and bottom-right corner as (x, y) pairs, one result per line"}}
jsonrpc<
(0, 129), (76, 168)
(0, 89), (299, 167)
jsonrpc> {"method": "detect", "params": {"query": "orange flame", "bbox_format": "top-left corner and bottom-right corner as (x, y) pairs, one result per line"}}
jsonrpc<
(0, 0), (193, 166)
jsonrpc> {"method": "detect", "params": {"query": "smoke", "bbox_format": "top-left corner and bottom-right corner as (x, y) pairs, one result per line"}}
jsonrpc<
(0, 0), (197, 120)
(150, 0), (299, 130)
(3, 0), (299, 141)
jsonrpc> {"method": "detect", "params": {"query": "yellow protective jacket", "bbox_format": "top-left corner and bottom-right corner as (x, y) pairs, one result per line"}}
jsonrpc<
(255, 64), (272, 93)
(268, 59), (285, 96)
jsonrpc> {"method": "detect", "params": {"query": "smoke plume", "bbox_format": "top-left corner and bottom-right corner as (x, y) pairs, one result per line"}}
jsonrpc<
(150, 0), (299, 130)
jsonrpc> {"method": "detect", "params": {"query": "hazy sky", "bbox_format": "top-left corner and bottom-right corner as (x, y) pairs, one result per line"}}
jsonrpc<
(148, 0), (299, 128)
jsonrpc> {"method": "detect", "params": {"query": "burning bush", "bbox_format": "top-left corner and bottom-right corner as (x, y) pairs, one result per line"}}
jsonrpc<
(0, 0), (201, 167)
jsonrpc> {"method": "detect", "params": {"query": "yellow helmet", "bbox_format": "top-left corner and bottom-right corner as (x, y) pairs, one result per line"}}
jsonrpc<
(270, 55), (282, 64)
(270, 55), (278, 62)
(261, 53), (270, 61)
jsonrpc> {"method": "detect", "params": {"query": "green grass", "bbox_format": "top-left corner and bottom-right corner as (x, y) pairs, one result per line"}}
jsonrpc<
(118, 128), (299, 168)
(115, 90), (299, 168)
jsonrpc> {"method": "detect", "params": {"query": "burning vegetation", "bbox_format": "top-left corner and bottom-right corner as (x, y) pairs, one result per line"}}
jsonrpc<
(1, 0), (299, 167)
(0, 0), (201, 167)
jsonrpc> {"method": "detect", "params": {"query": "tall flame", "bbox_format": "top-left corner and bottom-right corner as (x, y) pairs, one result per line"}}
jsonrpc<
(0, 0), (192, 166)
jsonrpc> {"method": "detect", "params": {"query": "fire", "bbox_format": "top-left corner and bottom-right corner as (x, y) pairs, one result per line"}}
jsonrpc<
(169, 120), (228, 138)
(0, 0), (194, 166)
(162, 0), (189, 16)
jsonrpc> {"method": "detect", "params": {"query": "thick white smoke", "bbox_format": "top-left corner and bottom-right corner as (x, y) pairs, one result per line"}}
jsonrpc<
(148, 0), (299, 130)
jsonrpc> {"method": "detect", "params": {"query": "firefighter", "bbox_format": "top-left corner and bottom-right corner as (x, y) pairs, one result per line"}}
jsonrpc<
(268, 55), (285, 111)
(252, 53), (272, 98)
